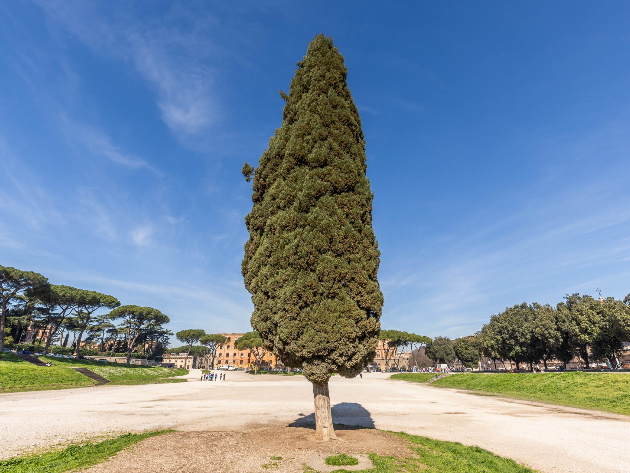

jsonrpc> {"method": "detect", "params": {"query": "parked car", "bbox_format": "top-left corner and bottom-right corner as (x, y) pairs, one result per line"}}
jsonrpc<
(97, 359), (109, 363)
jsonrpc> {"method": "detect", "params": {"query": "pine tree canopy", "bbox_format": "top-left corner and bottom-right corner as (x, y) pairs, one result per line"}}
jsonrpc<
(242, 35), (383, 385)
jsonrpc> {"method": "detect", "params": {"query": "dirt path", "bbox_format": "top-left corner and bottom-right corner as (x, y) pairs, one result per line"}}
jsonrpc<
(1, 372), (628, 472)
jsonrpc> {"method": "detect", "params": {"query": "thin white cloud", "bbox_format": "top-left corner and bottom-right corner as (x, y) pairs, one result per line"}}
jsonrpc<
(0, 136), (64, 229)
(130, 225), (155, 247)
(35, 1), (219, 139)
(74, 188), (118, 242)
(60, 117), (156, 170)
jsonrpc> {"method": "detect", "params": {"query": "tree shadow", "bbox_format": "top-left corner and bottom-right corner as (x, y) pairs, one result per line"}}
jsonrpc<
(289, 402), (375, 430)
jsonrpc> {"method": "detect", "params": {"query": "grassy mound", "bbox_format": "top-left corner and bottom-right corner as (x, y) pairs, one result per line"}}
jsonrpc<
(41, 356), (188, 384)
(0, 431), (171, 473)
(325, 453), (359, 466)
(393, 371), (630, 415)
(0, 352), (187, 392)
(0, 353), (92, 392)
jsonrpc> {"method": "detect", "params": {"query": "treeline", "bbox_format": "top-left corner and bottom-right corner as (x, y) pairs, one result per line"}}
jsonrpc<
(424, 293), (630, 371)
(0, 265), (171, 363)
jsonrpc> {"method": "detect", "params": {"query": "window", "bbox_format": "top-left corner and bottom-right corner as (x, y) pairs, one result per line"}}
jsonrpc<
(227, 345), (231, 349)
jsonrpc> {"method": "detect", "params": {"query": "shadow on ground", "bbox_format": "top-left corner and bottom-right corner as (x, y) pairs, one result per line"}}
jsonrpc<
(289, 402), (375, 430)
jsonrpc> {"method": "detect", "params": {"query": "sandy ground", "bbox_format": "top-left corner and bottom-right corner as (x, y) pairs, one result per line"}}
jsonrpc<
(1, 370), (629, 472)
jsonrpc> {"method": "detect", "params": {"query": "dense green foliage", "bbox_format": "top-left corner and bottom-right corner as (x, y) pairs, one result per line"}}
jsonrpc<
(425, 336), (456, 364)
(242, 35), (383, 384)
(176, 329), (206, 353)
(379, 330), (431, 369)
(1, 265), (171, 360)
(396, 371), (630, 416)
(0, 431), (171, 473)
(235, 331), (267, 372)
(480, 295), (630, 370)
(0, 265), (48, 351)
(453, 336), (482, 368)
(107, 305), (169, 363)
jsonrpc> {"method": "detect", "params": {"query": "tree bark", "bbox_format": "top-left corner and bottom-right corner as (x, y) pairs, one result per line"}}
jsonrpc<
(74, 328), (85, 358)
(312, 380), (337, 441)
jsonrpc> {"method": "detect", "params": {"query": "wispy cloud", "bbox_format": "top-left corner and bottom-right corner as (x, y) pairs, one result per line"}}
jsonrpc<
(130, 225), (155, 247)
(69, 120), (156, 170)
(0, 136), (64, 229)
(35, 1), (220, 140)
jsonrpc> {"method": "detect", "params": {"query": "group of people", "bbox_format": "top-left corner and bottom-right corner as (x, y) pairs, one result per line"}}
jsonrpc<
(201, 371), (226, 381)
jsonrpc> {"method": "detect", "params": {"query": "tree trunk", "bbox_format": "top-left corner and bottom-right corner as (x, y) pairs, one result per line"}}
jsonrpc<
(580, 346), (590, 369)
(74, 328), (85, 358)
(312, 381), (337, 441)
(0, 300), (7, 351)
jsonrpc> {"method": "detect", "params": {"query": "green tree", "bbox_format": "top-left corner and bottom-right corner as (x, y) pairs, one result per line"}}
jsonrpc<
(235, 331), (267, 374)
(453, 335), (481, 369)
(242, 35), (383, 441)
(176, 329), (206, 362)
(0, 265), (48, 351)
(378, 330), (415, 369)
(31, 285), (83, 355)
(108, 305), (170, 364)
(200, 333), (227, 369)
(590, 297), (630, 368)
(529, 303), (561, 370)
(557, 294), (601, 369)
(425, 336), (456, 365)
(72, 290), (120, 358)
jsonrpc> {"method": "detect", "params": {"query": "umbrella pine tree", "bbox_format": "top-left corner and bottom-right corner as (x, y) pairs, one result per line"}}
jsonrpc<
(242, 34), (383, 440)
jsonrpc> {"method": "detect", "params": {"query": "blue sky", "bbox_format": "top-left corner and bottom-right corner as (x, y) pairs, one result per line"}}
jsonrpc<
(2, 1), (630, 343)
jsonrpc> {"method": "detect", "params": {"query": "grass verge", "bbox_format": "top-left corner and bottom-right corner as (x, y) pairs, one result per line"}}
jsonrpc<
(0, 352), (188, 392)
(0, 430), (172, 473)
(392, 371), (630, 416)
(0, 353), (93, 392)
(302, 431), (536, 472)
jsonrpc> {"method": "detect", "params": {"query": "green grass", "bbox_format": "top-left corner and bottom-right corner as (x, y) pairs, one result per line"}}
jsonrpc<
(391, 373), (437, 383)
(0, 352), (188, 392)
(248, 369), (304, 375)
(0, 353), (93, 392)
(393, 371), (630, 416)
(303, 432), (536, 473)
(0, 430), (171, 473)
(325, 454), (359, 466)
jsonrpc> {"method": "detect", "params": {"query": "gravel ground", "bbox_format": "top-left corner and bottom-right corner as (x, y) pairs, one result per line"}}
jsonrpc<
(1, 370), (629, 472)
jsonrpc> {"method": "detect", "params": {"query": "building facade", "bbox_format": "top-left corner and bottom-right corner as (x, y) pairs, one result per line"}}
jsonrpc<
(162, 333), (279, 370)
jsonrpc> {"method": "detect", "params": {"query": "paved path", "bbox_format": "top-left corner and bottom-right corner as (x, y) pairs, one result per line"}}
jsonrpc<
(1, 371), (628, 472)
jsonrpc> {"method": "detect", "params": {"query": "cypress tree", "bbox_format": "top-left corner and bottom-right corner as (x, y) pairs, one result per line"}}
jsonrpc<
(242, 34), (383, 440)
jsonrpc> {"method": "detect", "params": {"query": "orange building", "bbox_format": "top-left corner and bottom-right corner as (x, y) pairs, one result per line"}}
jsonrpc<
(214, 333), (279, 369)
(162, 333), (280, 370)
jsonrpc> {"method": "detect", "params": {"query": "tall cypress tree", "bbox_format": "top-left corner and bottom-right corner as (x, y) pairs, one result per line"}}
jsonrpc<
(242, 34), (383, 440)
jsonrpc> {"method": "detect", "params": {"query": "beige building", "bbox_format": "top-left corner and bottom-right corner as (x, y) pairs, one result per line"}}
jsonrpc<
(370, 340), (408, 371)
(162, 333), (279, 370)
